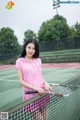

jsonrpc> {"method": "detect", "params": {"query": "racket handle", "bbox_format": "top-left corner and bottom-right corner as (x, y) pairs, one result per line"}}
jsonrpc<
(55, 93), (63, 97)
(25, 90), (38, 94)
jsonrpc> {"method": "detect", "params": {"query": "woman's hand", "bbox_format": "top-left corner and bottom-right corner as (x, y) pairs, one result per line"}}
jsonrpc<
(37, 88), (45, 95)
(32, 86), (45, 95)
(43, 83), (52, 92)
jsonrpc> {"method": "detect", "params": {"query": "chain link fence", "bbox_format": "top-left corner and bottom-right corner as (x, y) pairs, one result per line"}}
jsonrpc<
(39, 36), (80, 52)
(0, 45), (21, 64)
(0, 36), (80, 64)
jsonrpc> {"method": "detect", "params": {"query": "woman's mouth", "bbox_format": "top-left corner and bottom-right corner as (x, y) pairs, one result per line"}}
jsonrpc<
(28, 52), (33, 55)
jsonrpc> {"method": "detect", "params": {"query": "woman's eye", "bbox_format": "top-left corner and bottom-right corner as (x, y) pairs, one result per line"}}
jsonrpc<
(28, 47), (31, 49)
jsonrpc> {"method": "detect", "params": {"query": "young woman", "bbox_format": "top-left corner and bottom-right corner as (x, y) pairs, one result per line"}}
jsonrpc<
(15, 38), (52, 120)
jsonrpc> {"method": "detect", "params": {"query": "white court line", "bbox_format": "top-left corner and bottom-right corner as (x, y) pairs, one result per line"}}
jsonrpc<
(0, 79), (18, 82)
(0, 74), (17, 80)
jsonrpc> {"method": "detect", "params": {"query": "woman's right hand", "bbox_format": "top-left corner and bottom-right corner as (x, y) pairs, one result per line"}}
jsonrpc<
(32, 86), (45, 95)
(37, 88), (45, 95)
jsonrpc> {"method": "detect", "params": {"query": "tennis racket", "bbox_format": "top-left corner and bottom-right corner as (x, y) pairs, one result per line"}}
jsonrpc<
(25, 84), (72, 97)
(50, 83), (80, 87)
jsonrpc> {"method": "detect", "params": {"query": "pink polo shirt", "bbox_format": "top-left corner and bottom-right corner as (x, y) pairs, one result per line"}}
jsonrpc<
(16, 57), (50, 112)
(15, 57), (45, 101)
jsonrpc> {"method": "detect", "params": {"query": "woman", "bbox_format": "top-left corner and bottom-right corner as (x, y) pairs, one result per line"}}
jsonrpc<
(15, 38), (51, 120)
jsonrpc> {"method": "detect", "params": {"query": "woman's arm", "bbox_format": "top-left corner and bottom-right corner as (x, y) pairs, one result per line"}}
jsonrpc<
(17, 69), (45, 94)
(17, 69), (34, 89)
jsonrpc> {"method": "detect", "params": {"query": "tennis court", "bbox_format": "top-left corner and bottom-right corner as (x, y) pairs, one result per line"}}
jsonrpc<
(0, 63), (80, 120)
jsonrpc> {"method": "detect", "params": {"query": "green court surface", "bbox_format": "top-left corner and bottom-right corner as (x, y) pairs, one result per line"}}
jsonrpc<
(0, 66), (80, 111)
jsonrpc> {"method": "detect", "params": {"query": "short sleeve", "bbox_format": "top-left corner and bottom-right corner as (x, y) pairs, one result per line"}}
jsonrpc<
(38, 58), (42, 66)
(15, 58), (21, 70)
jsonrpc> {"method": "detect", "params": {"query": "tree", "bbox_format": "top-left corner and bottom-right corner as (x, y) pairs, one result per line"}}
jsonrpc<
(68, 22), (80, 37)
(75, 22), (80, 36)
(24, 30), (37, 43)
(0, 27), (19, 54)
(38, 15), (69, 42)
(68, 26), (75, 37)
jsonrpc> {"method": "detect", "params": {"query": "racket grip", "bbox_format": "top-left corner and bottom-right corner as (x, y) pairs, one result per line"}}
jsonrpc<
(25, 90), (38, 94)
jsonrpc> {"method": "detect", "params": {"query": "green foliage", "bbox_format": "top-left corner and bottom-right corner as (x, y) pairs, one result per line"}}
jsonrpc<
(24, 29), (37, 43)
(0, 27), (19, 46)
(0, 27), (20, 54)
(68, 22), (80, 37)
(38, 15), (69, 42)
(75, 22), (80, 36)
(68, 26), (75, 37)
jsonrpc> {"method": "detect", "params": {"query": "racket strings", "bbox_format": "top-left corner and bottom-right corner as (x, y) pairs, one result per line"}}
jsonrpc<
(52, 86), (71, 97)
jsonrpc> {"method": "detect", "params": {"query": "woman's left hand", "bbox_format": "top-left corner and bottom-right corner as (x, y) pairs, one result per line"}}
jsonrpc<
(43, 83), (52, 92)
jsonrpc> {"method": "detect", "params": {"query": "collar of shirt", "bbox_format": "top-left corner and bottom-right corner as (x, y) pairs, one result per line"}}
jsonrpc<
(20, 57), (34, 63)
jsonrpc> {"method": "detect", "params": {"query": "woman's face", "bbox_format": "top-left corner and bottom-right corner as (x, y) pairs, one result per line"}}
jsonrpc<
(26, 43), (35, 58)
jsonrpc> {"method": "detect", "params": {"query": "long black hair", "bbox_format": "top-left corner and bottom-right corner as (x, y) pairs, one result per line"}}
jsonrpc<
(21, 39), (39, 58)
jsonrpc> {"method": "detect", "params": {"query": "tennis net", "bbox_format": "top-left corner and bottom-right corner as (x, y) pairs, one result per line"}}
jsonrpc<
(1, 75), (80, 120)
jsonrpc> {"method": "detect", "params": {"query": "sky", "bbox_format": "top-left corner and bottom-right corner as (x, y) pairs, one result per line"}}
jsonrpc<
(0, 0), (80, 45)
